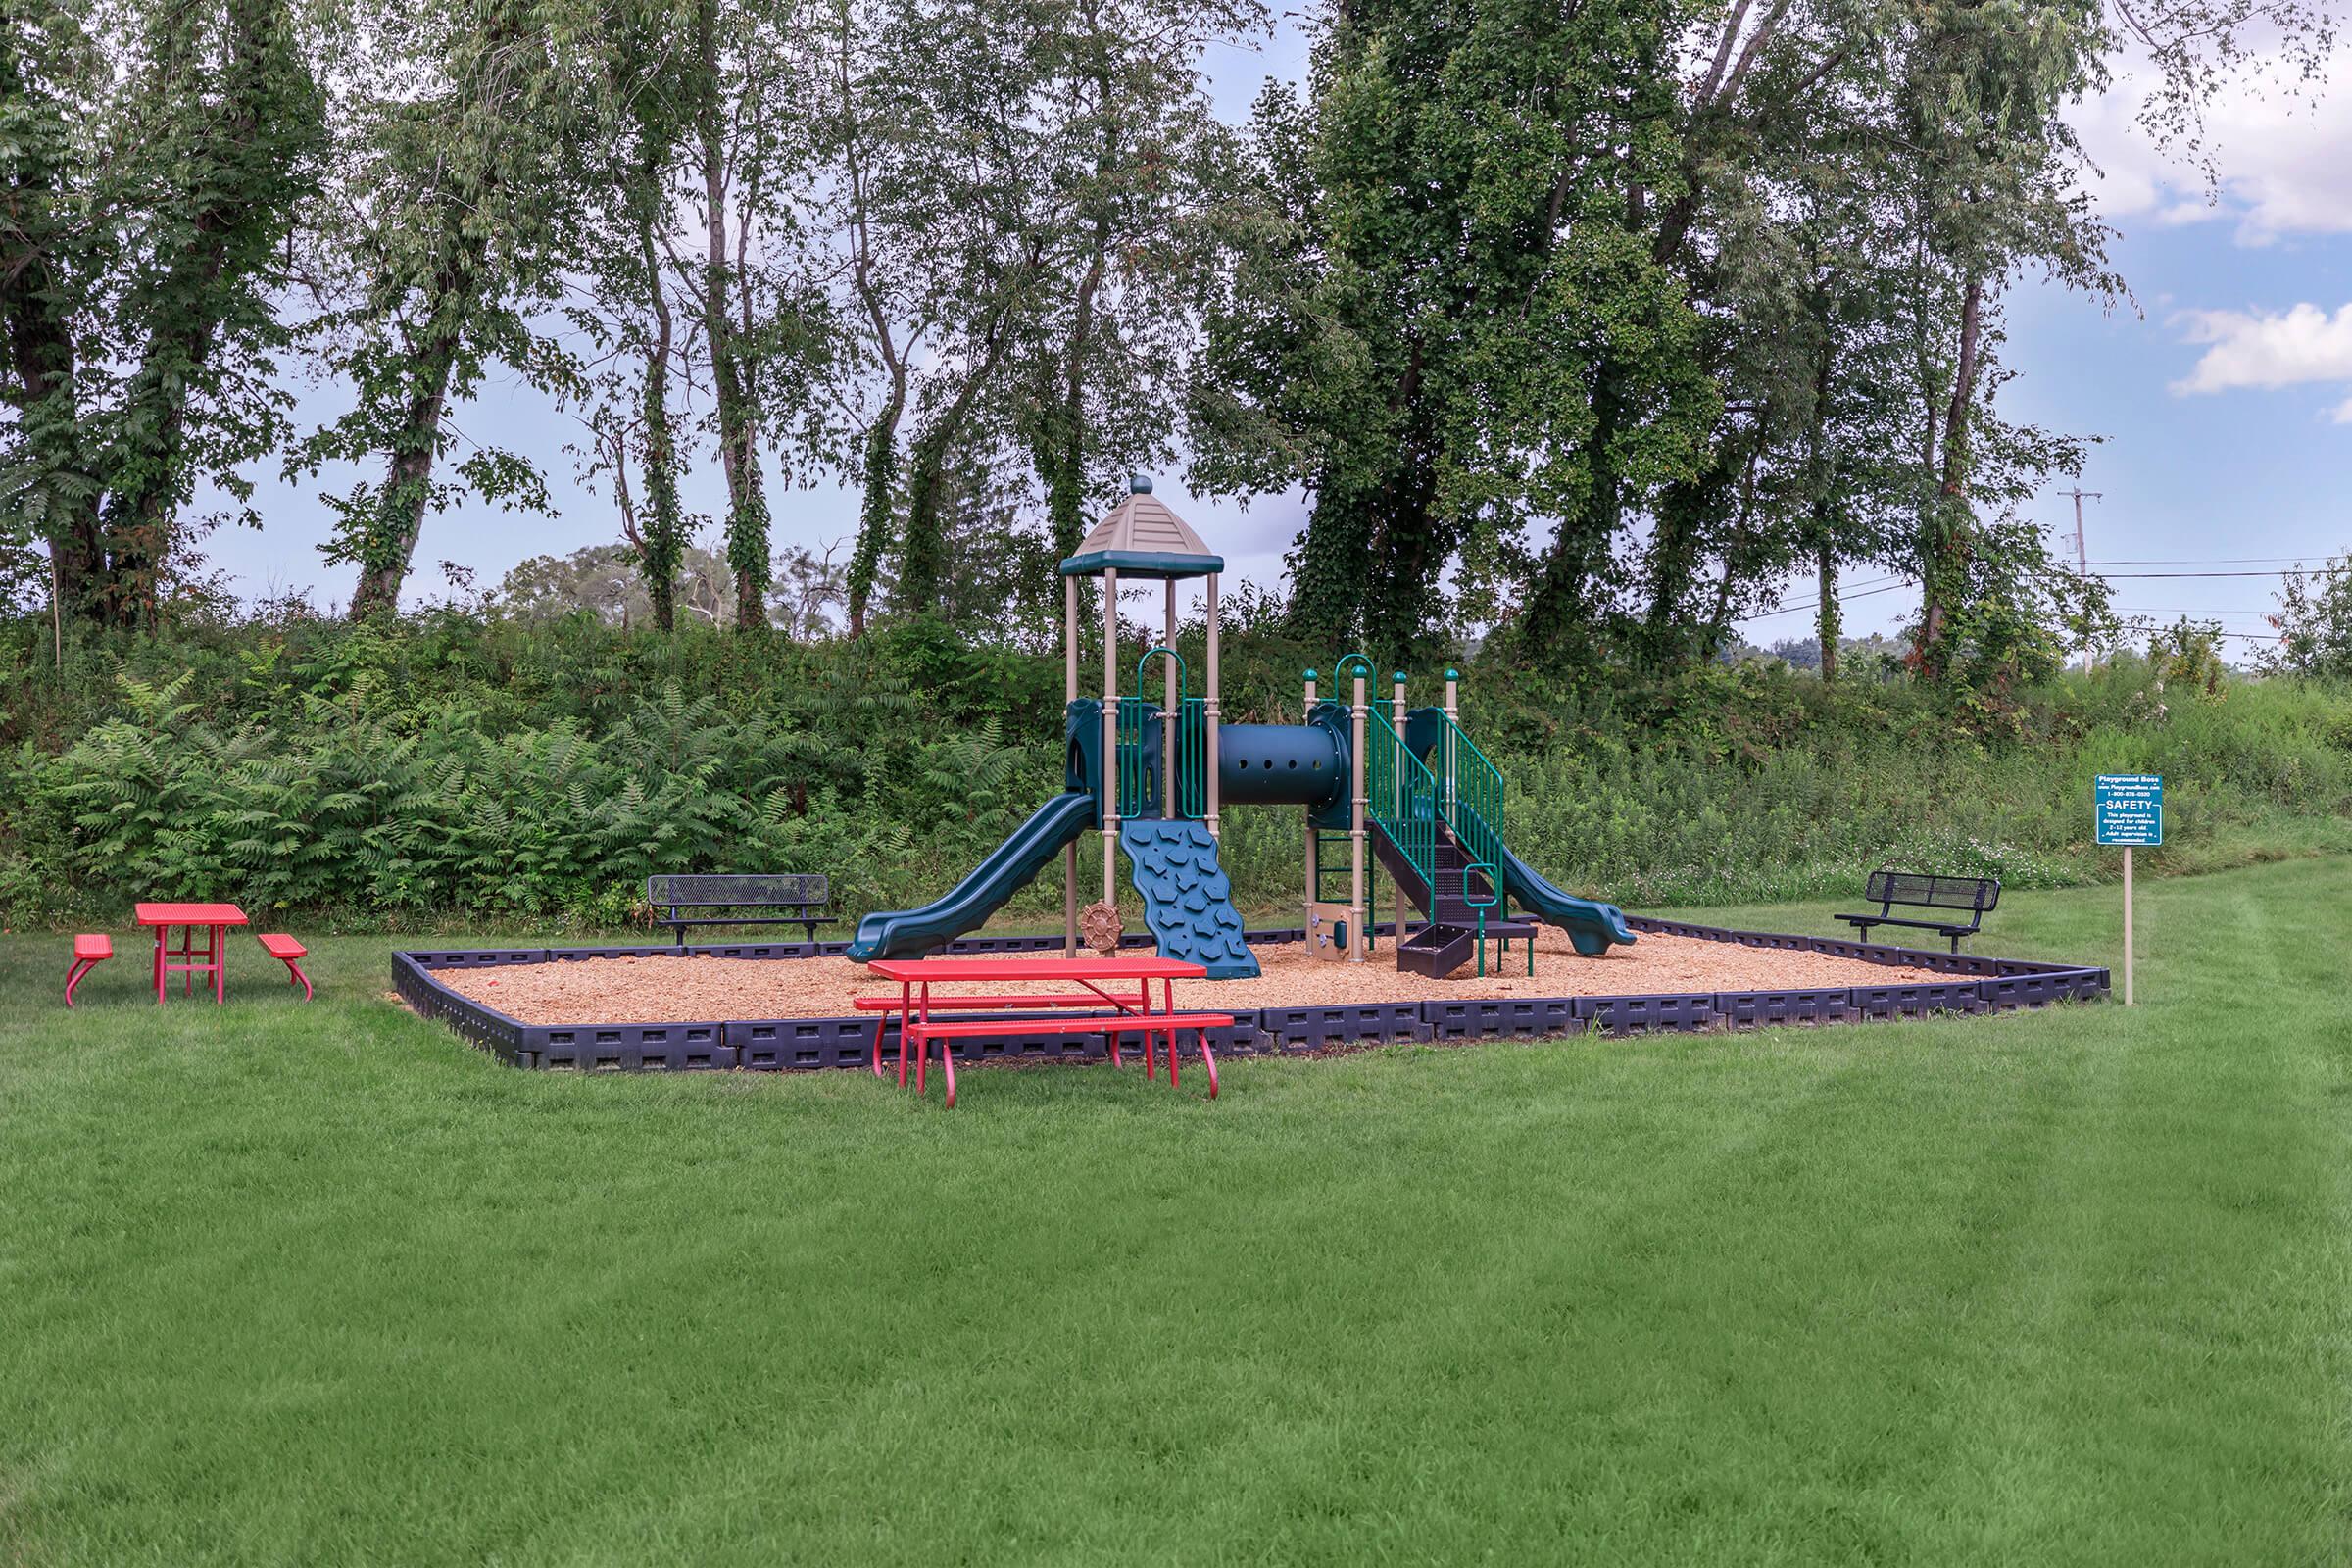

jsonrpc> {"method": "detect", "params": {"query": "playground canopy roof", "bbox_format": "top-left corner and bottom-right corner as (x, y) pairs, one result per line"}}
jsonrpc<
(1059, 478), (1224, 580)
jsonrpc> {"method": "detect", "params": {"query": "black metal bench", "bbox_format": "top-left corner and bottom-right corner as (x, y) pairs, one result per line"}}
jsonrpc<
(647, 873), (836, 947)
(1837, 869), (2000, 953)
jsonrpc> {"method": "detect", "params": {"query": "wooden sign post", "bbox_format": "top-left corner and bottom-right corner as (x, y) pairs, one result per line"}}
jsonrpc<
(2094, 774), (2163, 1006)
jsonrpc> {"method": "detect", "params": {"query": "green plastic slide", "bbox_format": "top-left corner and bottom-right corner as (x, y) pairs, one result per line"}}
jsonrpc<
(848, 792), (1099, 962)
(1496, 843), (1638, 956)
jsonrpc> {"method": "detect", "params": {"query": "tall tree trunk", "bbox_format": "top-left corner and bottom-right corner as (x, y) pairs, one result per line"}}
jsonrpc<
(1285, 468), (1376, 649)
(1803, 311), (1838, 679)
(348, 226), (477, 619)
(1290, 337), (1427, 650)
(1043, 253), (1101, 567)
(895, 289), (1023, 614)
(1521, 368), (1624, 656)
(635, 188), (681, 632)
(101, 0), (310, 630)
(350, 338), (459, 617)
(695, 0), (766, 630)
(1, 0), (106, 621)
(845, 374), (905, 636)
(1816, 546), (1839, 679)
(1916, 270), (1983, 678)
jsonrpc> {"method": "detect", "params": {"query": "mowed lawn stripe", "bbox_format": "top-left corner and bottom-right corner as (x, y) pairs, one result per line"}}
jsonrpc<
(3, 857), (2350, 1564)
(1938, 867), (2352, 1566)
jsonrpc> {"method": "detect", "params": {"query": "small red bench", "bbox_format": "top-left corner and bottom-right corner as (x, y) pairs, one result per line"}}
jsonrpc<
(853, 991), (1139, 1077)
(65, 934), (112, 1006)
(900, 1012), (1234, 1108)
(257, 933), (312, 1001)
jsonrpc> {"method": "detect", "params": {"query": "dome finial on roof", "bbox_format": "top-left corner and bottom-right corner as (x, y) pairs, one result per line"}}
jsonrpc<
(1129, 473), (1152, 495)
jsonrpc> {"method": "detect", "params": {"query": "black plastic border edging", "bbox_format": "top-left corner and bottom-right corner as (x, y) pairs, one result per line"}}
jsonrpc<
(395, 921), (2111, 1072)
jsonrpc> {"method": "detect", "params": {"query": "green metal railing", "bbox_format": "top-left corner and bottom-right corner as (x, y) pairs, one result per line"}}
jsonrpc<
(1116, 696), (1152, 818)
(1431, 709), (1506, 888)
(1116, 647), (1207, 821)
(1363, 706), (1437, 910)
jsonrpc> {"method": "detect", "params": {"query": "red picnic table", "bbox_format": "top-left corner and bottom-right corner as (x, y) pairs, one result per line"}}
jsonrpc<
(134, 902), (249, 1004)
(861, 955), (1229, 1108)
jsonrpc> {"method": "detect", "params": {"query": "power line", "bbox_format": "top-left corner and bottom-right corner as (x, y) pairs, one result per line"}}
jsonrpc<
(1738, 579), (1914, 621)
(2093, 568), (2339, 580)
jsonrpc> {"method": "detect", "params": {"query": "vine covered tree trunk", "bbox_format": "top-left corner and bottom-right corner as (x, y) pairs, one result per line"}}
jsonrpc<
(350, 342), (458, 618)
(694, 0), (767, 630)
(1916, 270), (1983, 679)
(101, 0), (316, 629)
(845, 379), (904, 636)
(1521, 371), (1624, 657)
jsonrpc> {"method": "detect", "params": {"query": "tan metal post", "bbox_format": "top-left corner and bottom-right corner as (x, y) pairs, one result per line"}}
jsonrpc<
(1203, 574), (1221, 840)
(1444, 666), (1459, 817)
(1162, 580), (1178, 820)
(1064, 576), (1079, 956)
(1302, 669), (1317, 931)
(1101, 568), (1118, 906)
(1391, 671), (1406, 818)
(2124, 845), (2134, 1006)
(1349, 670), (1367, 963)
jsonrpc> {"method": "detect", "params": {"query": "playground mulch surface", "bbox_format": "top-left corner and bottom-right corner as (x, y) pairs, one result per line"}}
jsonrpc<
(436, 926), (1908, 1025)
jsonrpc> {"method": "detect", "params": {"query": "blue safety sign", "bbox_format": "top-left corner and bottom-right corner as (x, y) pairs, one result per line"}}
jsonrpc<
(2094, 774), (2163, 847)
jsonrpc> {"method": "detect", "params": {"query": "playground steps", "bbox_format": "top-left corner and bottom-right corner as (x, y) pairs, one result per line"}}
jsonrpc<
(1396, 923), (1472, 979)
(1118, 820), (1261, 980)
(1372, 820), (1502, 926)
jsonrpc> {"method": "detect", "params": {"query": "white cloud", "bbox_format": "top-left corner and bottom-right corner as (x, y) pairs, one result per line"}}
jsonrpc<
(2072, 52), (2352, 242)
(2170, 303), (2352, 395)
(2332, 394), (2352, 425)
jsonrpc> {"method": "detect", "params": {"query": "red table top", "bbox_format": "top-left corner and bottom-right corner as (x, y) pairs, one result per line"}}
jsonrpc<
(134, 902), (249, 927)
(865, 955), (1207, 983)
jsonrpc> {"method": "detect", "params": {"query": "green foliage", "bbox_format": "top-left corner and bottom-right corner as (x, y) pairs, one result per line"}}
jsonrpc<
(2262, 555), (2352, 682)
(4, 615), (2348, 928)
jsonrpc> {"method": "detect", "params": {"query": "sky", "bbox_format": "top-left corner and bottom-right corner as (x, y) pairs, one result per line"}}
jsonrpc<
(193, 26), (2352, 653)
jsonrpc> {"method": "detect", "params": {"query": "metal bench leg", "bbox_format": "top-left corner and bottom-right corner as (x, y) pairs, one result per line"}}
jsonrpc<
(66, 958), (94, 1006)
(284, 958), (313, 1002)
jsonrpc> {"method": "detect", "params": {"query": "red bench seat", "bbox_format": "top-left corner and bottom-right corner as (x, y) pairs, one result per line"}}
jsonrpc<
(901, 1012), (1235, 1107)
(66, 934), (113, 1006)
(853, 992), (1119, 1011)
(257, 933), (312, 1001)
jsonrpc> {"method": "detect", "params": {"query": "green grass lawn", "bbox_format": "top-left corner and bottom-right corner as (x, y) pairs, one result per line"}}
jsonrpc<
(4, 858), (2348, 1565)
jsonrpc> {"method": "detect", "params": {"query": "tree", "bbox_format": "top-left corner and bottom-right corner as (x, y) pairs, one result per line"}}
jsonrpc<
(1194, 0), (1722, 661)
(1, 0), (322, 629)
(1004, 0), (1258, 581)
(822, 0), (1255, 632)
(564, 0), (698, 630)
(293, 0), (579, 619)
(2263, 557), (2352, 681)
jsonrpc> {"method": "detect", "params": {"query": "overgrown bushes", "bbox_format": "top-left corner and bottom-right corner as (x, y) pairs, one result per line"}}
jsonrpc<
(5, 611), (2349, 929)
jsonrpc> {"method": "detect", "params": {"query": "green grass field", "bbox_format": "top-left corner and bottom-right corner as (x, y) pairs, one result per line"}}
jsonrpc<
(4, 858), (2348, 1565)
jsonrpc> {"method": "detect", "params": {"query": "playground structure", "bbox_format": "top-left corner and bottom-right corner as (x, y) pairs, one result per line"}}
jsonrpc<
(848, 478), (1637, 980)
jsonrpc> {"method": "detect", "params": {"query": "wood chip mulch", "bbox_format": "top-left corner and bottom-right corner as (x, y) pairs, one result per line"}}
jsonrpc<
(434, 926), (1906, 1027)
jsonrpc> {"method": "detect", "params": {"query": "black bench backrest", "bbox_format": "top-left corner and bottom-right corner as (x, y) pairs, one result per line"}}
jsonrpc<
(647, 873), (828, 908)
(1865, 869), (1999, 914)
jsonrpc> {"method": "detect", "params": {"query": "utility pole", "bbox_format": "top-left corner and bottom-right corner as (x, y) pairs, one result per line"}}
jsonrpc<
(2063, 487), (2101, 668)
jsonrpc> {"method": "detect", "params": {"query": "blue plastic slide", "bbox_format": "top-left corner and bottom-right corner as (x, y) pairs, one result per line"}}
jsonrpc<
(1496, 843), (1639, 956)
(848, 792), (1099, 962)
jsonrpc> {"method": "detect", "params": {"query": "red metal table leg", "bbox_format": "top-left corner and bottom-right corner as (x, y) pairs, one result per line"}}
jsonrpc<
(1162, 977), (1177, 1089)
(212, 924), (225, 1004)
(152, 929), (165, 1004)
(895, 980), (912, 1087)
